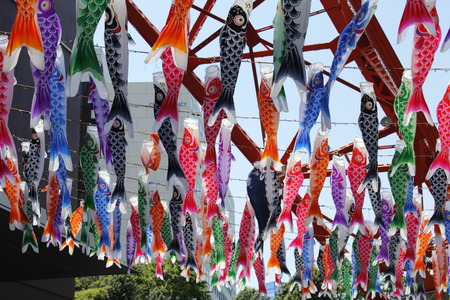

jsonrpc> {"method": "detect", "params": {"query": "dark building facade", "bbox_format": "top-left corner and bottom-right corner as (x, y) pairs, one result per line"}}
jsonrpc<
(0, 1), (126, 298)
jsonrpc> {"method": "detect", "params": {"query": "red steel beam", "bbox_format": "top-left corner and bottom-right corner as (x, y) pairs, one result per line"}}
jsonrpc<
(190, 1), (221, 44)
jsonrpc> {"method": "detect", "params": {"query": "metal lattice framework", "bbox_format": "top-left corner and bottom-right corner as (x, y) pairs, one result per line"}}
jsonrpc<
(125, 0), (439, 292)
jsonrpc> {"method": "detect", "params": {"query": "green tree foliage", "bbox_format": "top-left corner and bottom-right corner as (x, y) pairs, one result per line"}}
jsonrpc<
(233, 287), (269, 300)
(75, 260), (210, 300)
(272, 267), (381, 300)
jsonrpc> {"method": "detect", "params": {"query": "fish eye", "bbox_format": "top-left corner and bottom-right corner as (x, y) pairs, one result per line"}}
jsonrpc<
(234, 15), (245, 26)
(99, 183), (105, 189)
(323, 145), (330, 152)
(357, 12), (363, 21)
(184, 136), (191, 143)
(87, 140), (93, 147)
(208, 85), (217, 94)
(365, 101), (373, 109)
(156, 92), (164, 101)
(382, 204), (387, 210)
(356, 155), (362, 162)
(315, 77), (322, 85)
(399, 88), (405, 97)
(41, 0), (51, 11)
(31, 132), (38, 140)
(113, 119), (121, 128)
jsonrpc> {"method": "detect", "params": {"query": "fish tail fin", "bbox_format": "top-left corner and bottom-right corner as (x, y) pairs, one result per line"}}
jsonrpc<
(105, 146), (114, 174)
(203, 145), (216, 166)
(271, 87), (288, 112)
(9, 204), (26, 231)
(254, 234), (264, 253)
(288, 235), (303, 251)
(280, 261), (290, 277)
(277, 207), (293, 230)
(441, 29), (450, 53)
(152, 234), (166, 256)
(266, 253), (281, 275)
(99, 228), (111, 250)
(389, 211), (405, 235)
(404, 248), (416, 266)
(155, 254), (164, 279)
(258, 278), (267, 295)
(393, 144), (415, 176)
(80, 221), (90, 246)
(215, 248), (226, 270)
(358, 161), (378, 193)
(0, 120), (14, 151)
(355, 271), (369, 292)
(30, 82), (50, 127)
(350, 206), (364, 228)
(83, 191), (95, 213)
(332, 210), (348, 228)
(105, 91), (134, 137)
(383, 265), (396, 286)
(413, 259), (426, 278)
(48, 132), (72, 172)
(272, 47), (306, 99)
(404, 199), (417, 215)
(265, 211), (279, 234)
(209, 89), (236, 126)
(397, 0), (435, 44)
(183, 190), (198, 215)
(306, 198), (324, 226)
(260, 135), (280, 171)
(207, 202), (219, 220)
(303, 268), (314, 285)
(4, 10), (43, 72)
(67, 36), (105, 97)
(108, 181), (126, 212)
(166, 155), (188, 191)
(186, 253), (198, 271)
(154, 93), (179, 134)
(140, 231), (147, 252)
(375, 244), (389, 266)
(167, 237), (181, 257)
(22, 223), (39, 253)
(294, 128), (311, 155)
(426, 149), (450, 183)
(112, 239), (122, 259)
(145, 16), (188, 69)
(135, 246), (146, 264)
(404, 89), (433, 126)
(328, 268), (340, 283)
(427, 207), (445, 230)
(289, 273), (302, 292)
(42, 220), (55, 242)
(237, 250), (247, 270)
(61, 236), (76, 255)
(320, 89), (331, 130)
